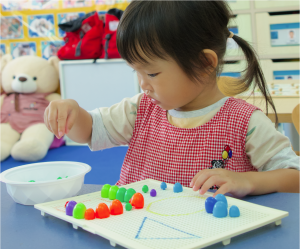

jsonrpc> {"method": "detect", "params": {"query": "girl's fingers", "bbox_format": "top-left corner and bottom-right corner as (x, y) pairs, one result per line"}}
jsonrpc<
(44, 108), (50, 131)
(192, 170), (213, 191)
(44, 108), (53, 133)
(48, 104), (59, 138)
(199, 175), (222, 195)
(57, 107), (68, 138)
(190, 171), (202, 188)
(213, 183), (230, 198)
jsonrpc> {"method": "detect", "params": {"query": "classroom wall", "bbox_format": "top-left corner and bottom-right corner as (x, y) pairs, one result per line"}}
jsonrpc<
(1, 0), (299, 151)
(0, 0), (130, 59)
(221, 0), (300, 151)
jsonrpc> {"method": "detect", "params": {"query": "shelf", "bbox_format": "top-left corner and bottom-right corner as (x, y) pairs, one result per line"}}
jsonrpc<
(224, 54), (300, 61)
(232, 6), (299, 15)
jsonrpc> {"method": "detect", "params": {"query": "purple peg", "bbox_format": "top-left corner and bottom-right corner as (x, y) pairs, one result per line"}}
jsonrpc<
(66, 200), (77, 216)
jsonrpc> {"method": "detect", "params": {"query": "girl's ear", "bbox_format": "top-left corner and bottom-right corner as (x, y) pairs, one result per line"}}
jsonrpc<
(202, 49), (218, 69)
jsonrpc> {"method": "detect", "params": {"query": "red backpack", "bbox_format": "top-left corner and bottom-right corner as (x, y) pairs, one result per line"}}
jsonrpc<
(57, 12), (104, 60)
(100, 8), (123, 59)
(57, 9), (123, 60)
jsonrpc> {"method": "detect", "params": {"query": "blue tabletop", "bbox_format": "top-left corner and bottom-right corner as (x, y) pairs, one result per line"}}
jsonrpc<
(1, 182), (299, 249)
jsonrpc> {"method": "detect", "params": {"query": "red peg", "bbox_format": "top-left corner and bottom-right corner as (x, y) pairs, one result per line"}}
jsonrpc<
(130, 193), (144, 209)
(84, 208), (96, 220)
(65, 201), (69, 208)
(109, 199), (123, 215)
(96, 203), (110, 219)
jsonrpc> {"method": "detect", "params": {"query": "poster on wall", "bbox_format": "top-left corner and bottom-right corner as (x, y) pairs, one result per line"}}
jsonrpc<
(220, 72), (241, 78)
(57, 12), (85, 37)
(227, 27), (239, 50)
(41, 41), (65, 59)
(62, 0), (93, 8)
(31, 0), (59, 10)
(273, 70), (300, 80)
(0, 44), (6, 56)
(0, 16), (24, 40)
(10, 42), (36, 58)
(270, 23), (300, 47)
(95, 0), (125, 4)
(0, 0), (129, 58)
(1, 0), (30, 11)
(28, 14), (55, 37)
(95, 0), (106, 4)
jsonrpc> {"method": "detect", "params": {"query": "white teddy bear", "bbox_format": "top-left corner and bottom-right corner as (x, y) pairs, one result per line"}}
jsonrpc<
(0, 55), (61, 161)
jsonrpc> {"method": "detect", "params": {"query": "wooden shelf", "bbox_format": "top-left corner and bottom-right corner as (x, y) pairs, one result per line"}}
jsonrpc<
(229, 1), (299, 60)
(224, 54), (300, 61)
(232, 5), (299, 15)
(236, 95), (299, 123)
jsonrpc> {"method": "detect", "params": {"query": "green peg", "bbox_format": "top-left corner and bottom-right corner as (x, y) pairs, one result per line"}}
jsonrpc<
(109, 186), (119, 200)
(116, 187), (127, 202)
(101, 184), (111, 198)
(124, 188), (136, 203)
(142, 185), (149, 193)
(125, 203), (132, 211)
(73, 203), (86, 219)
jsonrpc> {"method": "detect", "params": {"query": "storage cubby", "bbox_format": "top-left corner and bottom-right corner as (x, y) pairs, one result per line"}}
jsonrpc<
(256, 12), (299, 57)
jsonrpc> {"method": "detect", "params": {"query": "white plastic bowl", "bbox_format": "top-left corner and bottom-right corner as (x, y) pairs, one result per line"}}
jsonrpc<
(0, 161), (91, 205)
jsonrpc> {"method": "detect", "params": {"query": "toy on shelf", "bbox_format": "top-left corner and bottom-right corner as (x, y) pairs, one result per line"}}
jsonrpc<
(0, 54), (63, 162)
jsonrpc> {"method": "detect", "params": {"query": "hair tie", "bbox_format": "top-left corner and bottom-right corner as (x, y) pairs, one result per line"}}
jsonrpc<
(228, 31), (234, 38)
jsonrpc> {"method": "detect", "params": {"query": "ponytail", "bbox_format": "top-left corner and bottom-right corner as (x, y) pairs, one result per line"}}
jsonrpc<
(230, 32), (278, 125)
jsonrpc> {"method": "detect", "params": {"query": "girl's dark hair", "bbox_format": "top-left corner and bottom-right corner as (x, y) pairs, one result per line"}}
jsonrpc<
(117, 1), (277, 123)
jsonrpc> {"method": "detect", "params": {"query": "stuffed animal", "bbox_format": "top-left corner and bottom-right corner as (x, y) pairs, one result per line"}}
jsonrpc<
(0, 55), (61, 162)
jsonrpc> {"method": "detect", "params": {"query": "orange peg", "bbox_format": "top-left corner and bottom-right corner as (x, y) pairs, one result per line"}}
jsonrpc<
(109, 199), (123, 215)
(95, 203), (110, 219)
(84, 208), (96, 220)
(130, 193), (144, 209)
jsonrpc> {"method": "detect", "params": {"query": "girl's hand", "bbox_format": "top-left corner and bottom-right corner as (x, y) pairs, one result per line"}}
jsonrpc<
(44, 99), (80, 139)
(190, 169), (253, 198)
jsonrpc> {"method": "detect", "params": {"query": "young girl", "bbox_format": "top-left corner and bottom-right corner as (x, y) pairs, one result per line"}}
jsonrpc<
(44, 1), (299, 197)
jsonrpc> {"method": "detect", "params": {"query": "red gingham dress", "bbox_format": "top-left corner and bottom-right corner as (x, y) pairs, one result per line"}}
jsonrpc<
(116, 94), (260, 187)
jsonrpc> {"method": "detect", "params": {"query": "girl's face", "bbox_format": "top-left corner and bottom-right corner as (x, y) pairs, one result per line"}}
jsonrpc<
(128, 52), (224, 111)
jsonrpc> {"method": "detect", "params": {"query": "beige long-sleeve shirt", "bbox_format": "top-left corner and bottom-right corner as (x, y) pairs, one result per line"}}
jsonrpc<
(88, 94), (299, 172)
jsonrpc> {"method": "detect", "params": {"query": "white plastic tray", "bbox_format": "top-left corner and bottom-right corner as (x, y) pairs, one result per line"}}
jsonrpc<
(34, 179), (288, 249)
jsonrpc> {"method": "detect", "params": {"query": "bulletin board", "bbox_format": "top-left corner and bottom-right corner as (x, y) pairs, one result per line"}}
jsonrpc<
(0, 0), (130, 59)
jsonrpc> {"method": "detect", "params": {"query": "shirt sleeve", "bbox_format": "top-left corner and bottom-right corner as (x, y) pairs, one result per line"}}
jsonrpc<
(245, 110), (299, 171)
(87, 108), (119, 151)
(258, 147), (300, 171)
(88, 93), (143, 151)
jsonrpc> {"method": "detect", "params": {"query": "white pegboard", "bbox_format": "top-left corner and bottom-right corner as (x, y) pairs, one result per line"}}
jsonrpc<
(34, 179), (288, 249)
